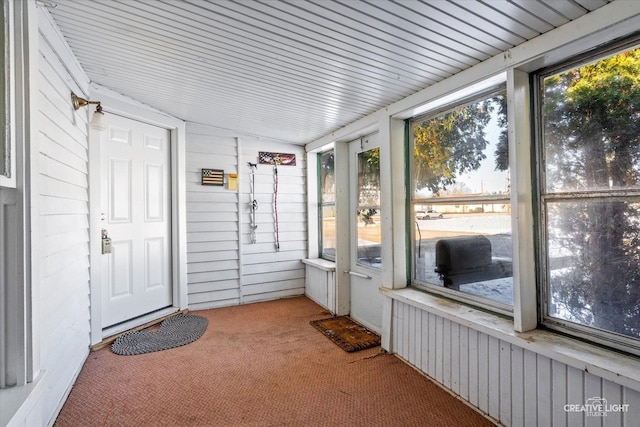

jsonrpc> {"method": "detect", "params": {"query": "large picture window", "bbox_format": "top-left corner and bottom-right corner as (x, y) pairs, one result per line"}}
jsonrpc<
(537, 40), (640, 354)
(410, 87), (512, 310)
(319, 150), (335, 260)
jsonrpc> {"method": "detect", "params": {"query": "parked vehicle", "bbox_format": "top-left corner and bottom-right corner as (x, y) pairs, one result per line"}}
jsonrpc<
(415, 210), (443, 220)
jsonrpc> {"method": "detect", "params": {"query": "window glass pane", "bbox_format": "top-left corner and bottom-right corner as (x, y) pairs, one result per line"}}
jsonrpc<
(1, 0), (7, 178)
(413, 92), (509, 199)
(411, 89), (512, 306)
(320, 151), (334, 204)
(357, 147), (381, 268)
(414, 204), (512, 305)
(540, 43), (640, 351)
(319, 150), (335, 260)
(546, 200), (640, 339)
(321, 205), (335, 259)
(542, 47), (640, 193)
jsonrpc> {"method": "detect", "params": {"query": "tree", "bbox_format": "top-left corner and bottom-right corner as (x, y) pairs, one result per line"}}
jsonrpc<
(542, 48), (640, 338)
(319, 150), (334, 199)
(358, 147), (380, 206)
(493, 95), (509, 172)
(413, 94), (506, 194)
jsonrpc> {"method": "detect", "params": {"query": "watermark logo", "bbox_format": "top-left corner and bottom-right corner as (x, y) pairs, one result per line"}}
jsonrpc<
(564, 397), (630, 417)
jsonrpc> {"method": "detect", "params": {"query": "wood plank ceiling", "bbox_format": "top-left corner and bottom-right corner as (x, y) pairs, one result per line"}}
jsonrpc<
(48, 0), (611, 144)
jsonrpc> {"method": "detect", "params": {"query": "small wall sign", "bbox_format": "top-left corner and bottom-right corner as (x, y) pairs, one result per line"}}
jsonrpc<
(259, 152), (296, 166)
(227, 173), (238, 191)
(202, 168), (224, 186)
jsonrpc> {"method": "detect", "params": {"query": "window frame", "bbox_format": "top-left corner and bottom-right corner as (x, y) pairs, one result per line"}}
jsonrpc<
(534, 36), (640, 356)
(318, 149), (335, 261)
(0, 0), (15, 188)
(408, 84), (513, 315)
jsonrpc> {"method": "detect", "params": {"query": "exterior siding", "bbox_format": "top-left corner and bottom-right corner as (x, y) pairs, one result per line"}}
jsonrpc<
(185, 124), (307, 309)
(185, 128), (240, 310)
(392, 299), (640, 427)
(36, 12), (91, 425)
(240, 140), (306, 303)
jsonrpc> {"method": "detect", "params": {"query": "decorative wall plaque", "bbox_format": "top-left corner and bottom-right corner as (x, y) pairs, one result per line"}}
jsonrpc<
(258, 152), (296, 166)
(201, 168), (224, 186)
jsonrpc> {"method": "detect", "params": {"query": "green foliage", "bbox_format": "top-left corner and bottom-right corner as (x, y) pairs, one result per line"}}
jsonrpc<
(413, 96), (505, 193)
(493, 95), (509, 171)
(543, 47), (640, 338)
(358, 147), (380, 201)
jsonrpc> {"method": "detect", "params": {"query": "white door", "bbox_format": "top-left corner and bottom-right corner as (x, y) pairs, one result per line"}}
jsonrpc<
(348, 133), (384, 333)
(100, 113), (172, 327)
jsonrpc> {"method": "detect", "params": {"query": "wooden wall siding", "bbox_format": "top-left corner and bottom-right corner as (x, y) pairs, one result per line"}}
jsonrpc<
(185, 128), (240, 310)
(240, 140), (307, 304)
(304, 265), (333, 312)
(37, 19), (91, 423)
(392, 300), (640, 427)
(185, 126), (307, 309)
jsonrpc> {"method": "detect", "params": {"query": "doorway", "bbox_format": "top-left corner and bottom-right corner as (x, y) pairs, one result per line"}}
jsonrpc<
(347, 133), (384, 332)
(98, 113), (172, 329)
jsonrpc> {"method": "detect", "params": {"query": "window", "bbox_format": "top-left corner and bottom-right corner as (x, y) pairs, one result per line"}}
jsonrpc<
(0, 0), (14, 188)
(410, 87), (512, 310)
(537, 40), (640, 354)
(356, 145), (381, 268)
(319, 150), (335, 260)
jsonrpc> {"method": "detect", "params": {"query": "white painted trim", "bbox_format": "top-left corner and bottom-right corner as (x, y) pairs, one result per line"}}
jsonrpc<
(306, 115), (380, 153)
(333, 140), (350, 316)
(381, 295), (393, 352)
(25, 0), (39, 383)
(0, 370), (47, 427)
(0, 0), (16, 189)
(508, 69), (537, 332)
(237, 137), (244, 305)
(101, 307), (179, 339)
(1, 0), (39, 393)
(388, 117), (406, 289)
(378, 115), (394, 289)
(88, 108), (102, 345)
(384, 287), (640, 392)
(36, 4), (89, 93)
(305, 151), (319, 259)
(46, 348), (89, 427)
(88, 84), (188, 345)
(301, 258), (335, 271)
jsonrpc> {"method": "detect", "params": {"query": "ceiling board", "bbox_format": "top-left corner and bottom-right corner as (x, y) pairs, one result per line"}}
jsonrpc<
(48, 0), (610, 144)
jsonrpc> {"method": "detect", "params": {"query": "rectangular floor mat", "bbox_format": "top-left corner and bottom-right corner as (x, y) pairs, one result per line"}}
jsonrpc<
(310, 316), (380, 352)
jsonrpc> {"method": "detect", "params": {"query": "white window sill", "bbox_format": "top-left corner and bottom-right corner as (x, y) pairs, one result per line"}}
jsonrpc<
(0, 371), (48, 427)
(302, 258), (336, 272)
(383, 287), (640, 391)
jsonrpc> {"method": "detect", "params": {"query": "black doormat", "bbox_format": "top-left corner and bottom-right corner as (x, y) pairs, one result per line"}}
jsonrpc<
(111, 314), (208, 355)
(310, 316), (380, 352)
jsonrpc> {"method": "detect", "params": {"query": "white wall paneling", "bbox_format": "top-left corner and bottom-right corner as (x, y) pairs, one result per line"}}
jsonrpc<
(302, 258), (335, 313)
(186, 125), (241, 310)
(1, 4), (95, 426)
(36, 22), (91, 427)
(185, 125), (307, 309)
(240, 139), (307, 304)
(391, 297), (640, 426)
